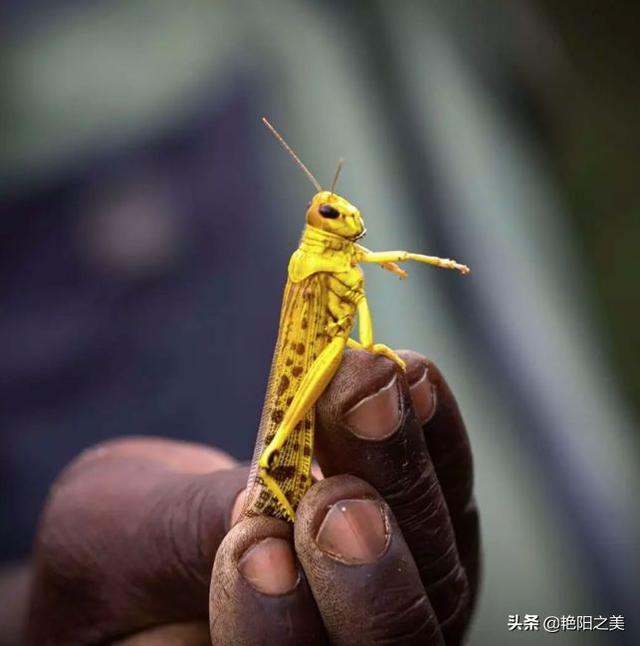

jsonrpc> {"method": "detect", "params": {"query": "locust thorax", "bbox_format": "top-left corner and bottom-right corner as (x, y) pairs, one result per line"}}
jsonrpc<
(306, 191), (365, 241)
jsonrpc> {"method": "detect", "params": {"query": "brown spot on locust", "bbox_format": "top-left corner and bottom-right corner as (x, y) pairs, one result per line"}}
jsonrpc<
(294, 421), (303, 431)
(285, 357), (293, 367)
(271, 409), (284, 424)
(293, 442), (300, 451)
(301, 318), (308, 329)
(305, 420), (312, 429)
(296, 343), (305, 355)
(271, 465), (297, 481)
(292, 366), (303, 377)
(303, 446), (311, 457)
(277, 375), (290, 395)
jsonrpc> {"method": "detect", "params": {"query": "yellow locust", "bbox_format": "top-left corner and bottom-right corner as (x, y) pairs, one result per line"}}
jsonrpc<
(243, 118), (469, 522)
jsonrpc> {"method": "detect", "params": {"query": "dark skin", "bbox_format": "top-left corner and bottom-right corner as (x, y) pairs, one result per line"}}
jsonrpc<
(28, 350), (480, 645)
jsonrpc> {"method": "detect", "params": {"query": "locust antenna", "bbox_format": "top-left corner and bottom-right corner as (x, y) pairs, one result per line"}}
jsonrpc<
(330, 158), (344, 195)
(262, 117), (322, 192)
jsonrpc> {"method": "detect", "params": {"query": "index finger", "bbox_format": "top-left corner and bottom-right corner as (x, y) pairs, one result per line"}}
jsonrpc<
(294, 475), (443, 646)
(315, 350), (471, 644)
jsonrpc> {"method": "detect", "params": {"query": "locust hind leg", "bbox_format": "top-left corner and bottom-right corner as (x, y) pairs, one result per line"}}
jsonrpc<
(258, 335), (347, 502)
(260, 469), (296, 521)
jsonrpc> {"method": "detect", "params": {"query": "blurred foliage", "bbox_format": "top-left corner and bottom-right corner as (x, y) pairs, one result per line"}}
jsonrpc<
(536, 1), (640, 418)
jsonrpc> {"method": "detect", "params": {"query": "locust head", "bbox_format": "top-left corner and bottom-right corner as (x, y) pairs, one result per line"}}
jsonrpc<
(306, 191), (366, 241)
(260, 117), (365, 240)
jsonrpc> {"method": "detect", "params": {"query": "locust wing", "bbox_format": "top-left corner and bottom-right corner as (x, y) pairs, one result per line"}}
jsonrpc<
(244, 274), (329, 519)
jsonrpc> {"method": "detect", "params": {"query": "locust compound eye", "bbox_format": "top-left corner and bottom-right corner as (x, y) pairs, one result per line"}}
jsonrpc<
(319, 204), (340, 219)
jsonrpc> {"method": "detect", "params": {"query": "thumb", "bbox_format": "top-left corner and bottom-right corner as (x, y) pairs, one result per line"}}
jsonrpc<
(29, 439), (248, 645)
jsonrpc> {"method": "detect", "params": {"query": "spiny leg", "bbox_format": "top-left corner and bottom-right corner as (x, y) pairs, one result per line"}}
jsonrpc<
(260, 469), (296, 521)
(258, 335), (347, 498)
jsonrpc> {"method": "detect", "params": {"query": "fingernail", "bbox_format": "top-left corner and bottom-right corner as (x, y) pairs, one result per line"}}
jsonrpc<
(238, 537), (299, 595)
(311, 461), (324, 482)
(316, 499), (389, 564)
(343, 376), (401, 439)
(409, 368), (436, 424)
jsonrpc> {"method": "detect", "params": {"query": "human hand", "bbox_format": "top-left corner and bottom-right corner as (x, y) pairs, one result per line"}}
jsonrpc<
(29, 350), (479, 645)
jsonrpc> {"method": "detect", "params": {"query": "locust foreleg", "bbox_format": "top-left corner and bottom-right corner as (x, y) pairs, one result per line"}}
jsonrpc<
(360, 250), (470, 274)
(347, 297), (406, 371)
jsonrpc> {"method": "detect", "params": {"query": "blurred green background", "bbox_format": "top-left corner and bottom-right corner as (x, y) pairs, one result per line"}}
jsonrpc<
(537, 0), (640, 419)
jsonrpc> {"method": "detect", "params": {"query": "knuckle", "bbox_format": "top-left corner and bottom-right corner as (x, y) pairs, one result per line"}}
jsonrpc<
(366, 589), (442, 645)
(159, 474), (224, 589)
